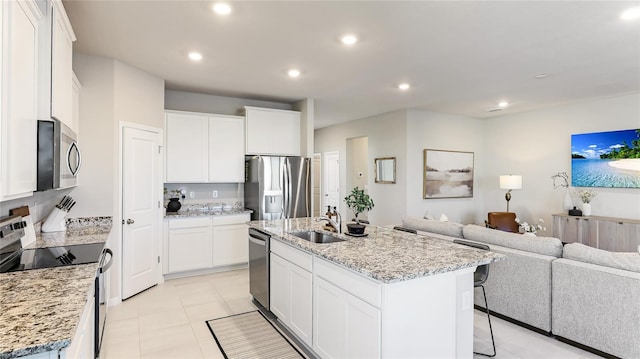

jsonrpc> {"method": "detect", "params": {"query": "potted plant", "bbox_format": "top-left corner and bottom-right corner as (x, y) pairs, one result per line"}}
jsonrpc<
(344, 187), (374, 235)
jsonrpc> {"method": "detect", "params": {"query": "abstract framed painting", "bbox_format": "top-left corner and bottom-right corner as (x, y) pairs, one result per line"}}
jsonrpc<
(571, 129), (640, 188)
(423, 149), (474, 199)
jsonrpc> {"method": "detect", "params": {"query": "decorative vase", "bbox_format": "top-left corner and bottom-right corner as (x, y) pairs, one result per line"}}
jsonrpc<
(346, 223), (366, 235)
(581, 202), (591, 216)
(563, 188), (573, 211)
(167, 198), (181, 212)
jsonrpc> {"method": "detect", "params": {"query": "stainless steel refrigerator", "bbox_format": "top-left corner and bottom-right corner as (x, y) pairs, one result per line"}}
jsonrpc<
(244, 155), (311, 220)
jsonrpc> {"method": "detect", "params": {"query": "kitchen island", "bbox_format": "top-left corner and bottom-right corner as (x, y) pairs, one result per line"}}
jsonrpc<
(249, 218), (505, 359)
(0, 219), (111, 359)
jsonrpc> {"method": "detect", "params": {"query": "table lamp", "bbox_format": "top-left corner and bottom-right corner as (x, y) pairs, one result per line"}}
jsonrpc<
(499, 175), (522, 212)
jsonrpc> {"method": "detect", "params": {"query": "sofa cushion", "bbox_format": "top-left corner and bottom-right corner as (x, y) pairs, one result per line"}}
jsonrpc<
(563, 243), (640, 273)
(401, 217), (464, 238)
(462, 224), (563, 257)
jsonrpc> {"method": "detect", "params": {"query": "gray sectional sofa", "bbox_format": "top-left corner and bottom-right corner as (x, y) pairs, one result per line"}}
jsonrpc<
(400, 216), (640, 358)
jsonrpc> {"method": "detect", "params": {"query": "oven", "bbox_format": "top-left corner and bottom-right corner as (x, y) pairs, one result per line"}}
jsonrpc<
(95, 247), (113, 358)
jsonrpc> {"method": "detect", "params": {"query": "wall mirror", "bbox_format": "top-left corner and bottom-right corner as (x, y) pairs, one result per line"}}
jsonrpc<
(374, 157), (396, 184)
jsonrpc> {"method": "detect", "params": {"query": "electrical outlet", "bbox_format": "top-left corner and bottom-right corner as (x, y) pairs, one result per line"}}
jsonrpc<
(189, 192), (195, 199)
(212, 190), (218, 198)
(462, 291), (472, 310)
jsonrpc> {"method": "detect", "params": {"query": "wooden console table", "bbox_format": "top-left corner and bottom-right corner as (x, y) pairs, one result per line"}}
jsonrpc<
(552, 213), (640, 252)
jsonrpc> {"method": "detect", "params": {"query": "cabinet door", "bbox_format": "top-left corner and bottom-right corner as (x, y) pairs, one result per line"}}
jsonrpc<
(50, 0), (74, 128)
(1, 0), (40, 200)
(314, 276), (381, 359)
(168, 223), (212, 272)
(165, 112), (209, 182)
(63, 291), (95, 359)
(269, 253), (289, 322)
(212, 224), (248, 266)
(208, 115), (244, 182)
(560, 216), (579, 243)
(617, 222), (640, 252)
(71, 73), (80, 134)
(289, 263), (312, 345)
(245, 107), (300, 156)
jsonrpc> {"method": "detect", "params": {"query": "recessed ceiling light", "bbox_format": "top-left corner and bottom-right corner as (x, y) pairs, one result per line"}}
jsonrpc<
(620, 6), (640, 20)
(498, 101), (509, 108)
(535, 73), (550, 79)
(188, 52), (203, 61)
(341, 34), (358, 45)
(288, 69), (301, 78)
(212, 2), (232, 15)
(398, 83), (410, 91)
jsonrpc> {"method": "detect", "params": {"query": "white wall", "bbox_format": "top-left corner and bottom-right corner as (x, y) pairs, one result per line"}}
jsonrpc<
(483, 93), (640, 230)
(406, 110), (486, 224)
(315, 110), (407, 226)
(164, 90), (292, 115)
(73, 54), (165, 302)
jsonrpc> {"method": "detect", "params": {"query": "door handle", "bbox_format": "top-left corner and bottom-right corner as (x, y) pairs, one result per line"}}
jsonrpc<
(126, 219), (135, 225)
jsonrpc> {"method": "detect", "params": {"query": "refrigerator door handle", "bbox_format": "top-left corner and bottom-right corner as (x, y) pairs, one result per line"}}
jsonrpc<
(287, 159), (294, 218)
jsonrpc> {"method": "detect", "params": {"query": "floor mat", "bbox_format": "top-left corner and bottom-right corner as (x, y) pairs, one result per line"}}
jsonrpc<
(206, 311), (304, 359)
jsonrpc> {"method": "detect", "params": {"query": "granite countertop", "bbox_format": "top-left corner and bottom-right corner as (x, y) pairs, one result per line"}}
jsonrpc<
(249, 217), (505, 284)
(164, 208), (252, 218)
(0, 218), (112, 359)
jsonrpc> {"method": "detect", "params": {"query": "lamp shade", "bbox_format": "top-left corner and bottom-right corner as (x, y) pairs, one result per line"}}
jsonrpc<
(500, 175), (522, 190)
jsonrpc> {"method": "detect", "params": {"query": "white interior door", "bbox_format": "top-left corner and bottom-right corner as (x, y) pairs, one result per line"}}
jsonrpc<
(122, 126), (160, 299)
(323, 151), (340, 211)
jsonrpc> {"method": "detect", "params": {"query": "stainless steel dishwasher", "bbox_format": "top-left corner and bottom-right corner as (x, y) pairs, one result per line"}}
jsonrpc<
(248, 228), (270, 311)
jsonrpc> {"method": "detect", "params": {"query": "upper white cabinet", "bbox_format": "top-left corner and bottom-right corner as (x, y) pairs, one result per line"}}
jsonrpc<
(71, 72), (81, 135)
(165, 112), (209, 182)
(50, 0), (75, 130)
(244, 106), (300, 156)
(0, 0), (42, 201)
(208, 115), (245, 182)
(165, 111), (245, 183)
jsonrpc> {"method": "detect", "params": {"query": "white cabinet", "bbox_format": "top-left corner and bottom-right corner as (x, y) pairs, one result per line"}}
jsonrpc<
(165, 112), (209, 182)
(62, 288), (95, 359)
(71, 72), (81, 135)
(165, 111), (245, 183)
(212, 214), (250, 266)
(164, 214), (249, 275)
(208, 115), (245, 182)
(0, 0), (42, 201)
(50, 0), (75, 129)
(167, 217), (213, 272)
(270, 239), (313, 346)
(245, 106), (301, 156)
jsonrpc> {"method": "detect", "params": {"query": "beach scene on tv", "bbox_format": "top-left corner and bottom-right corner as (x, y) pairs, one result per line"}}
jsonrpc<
(571, 129), (640, 188)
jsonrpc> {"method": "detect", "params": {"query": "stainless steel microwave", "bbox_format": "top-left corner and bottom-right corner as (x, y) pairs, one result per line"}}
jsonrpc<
(37, 120), (81, 191)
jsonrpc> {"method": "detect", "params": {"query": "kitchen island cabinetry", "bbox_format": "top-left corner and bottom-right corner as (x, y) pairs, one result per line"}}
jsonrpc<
(163, 213), (250, 277)
(0, 0), (42, 201)
(255, 218), (504, 358)
(270, 239), (313, 346)
(244, 106), (300, 156)
(165, 111), (244, 183)
(552, 214), (640, 252)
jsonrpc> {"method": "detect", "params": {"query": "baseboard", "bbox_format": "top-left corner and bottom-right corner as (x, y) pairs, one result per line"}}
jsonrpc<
(474, 305), (618, 358)
(162, 263), (248, 280)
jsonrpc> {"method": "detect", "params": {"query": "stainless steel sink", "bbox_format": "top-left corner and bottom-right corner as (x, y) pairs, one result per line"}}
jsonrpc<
(292, 231), (345, 244)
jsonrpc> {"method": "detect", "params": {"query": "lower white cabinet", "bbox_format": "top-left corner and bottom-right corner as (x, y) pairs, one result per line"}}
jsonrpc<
(212, 215), (249, 266)
(167, 217), (213, 273)
(61, 288), (95, 359)
(313, 263), (380, 359)
(270, 240), (313, 346)
(164, 214), (250, 275)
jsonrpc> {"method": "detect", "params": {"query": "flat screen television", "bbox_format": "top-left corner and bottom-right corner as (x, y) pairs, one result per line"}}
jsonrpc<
(571, 129), (640, 188)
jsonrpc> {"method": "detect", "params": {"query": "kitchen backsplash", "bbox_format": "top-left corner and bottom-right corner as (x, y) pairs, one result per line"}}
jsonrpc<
(163, 183), (243, 208)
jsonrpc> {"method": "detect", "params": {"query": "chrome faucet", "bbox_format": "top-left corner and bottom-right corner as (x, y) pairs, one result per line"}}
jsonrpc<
(317, 206), (342, 233)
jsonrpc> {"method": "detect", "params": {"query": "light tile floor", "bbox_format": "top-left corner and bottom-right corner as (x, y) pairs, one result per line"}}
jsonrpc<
(101, 269), (603, 359)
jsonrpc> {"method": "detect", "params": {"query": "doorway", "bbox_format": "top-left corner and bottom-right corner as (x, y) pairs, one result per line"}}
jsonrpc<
(120, 123), (162, 300)
(346, 137), (369, 221)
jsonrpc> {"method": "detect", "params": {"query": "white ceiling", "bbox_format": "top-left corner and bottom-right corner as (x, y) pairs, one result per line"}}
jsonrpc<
(63, 1), (640, 129)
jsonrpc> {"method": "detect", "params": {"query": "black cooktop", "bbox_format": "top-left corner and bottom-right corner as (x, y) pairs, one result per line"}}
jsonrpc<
(0, 242), (105, 273)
